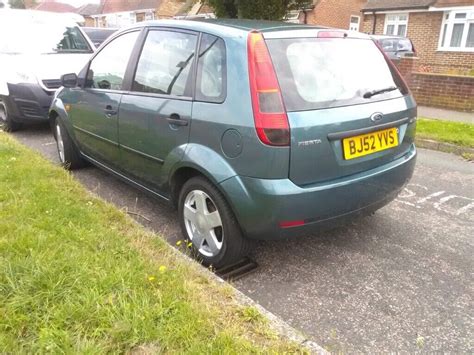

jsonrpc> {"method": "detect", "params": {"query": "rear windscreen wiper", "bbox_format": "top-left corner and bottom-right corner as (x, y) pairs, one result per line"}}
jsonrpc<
(363, 86), (398, 99)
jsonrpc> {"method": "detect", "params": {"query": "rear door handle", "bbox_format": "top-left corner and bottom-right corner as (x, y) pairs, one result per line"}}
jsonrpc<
(166, 114), (188, 127)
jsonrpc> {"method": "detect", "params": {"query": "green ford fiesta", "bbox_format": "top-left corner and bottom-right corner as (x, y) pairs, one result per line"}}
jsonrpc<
(50, 19), (417, 267)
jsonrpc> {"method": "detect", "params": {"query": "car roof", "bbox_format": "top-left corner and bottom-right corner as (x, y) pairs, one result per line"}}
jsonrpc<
(126, 18), (324, 35)
(122, 19), (372, 40)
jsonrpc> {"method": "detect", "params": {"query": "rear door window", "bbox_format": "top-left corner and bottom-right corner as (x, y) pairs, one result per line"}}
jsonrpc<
(195, 34), (226, 103)
(132, 30), (197, 97)
(266, 38), (407, 111)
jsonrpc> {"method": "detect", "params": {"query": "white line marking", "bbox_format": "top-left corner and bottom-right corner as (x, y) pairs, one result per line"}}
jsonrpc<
(417, 191), (445, 204)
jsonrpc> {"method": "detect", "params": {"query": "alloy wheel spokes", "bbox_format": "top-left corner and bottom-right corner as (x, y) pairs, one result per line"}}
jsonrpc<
(56, 124), (65, 163)
(183, 190), (224, 258)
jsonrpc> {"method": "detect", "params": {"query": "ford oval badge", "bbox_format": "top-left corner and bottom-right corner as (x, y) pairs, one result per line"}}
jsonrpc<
(370, 112), (383, 123)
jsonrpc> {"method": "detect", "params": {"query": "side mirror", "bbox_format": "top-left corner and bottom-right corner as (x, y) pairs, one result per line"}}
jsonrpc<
(61, 73), (78, 88)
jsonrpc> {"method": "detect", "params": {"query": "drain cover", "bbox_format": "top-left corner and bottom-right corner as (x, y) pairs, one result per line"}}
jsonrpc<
(215, 257), (259, 281)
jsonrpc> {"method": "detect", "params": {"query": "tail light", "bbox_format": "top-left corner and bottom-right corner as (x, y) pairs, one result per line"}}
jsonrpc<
(247, 31), (289, 146)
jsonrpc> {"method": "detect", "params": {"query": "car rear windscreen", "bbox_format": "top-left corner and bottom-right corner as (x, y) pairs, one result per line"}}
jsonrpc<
(266, 38), (407, 112)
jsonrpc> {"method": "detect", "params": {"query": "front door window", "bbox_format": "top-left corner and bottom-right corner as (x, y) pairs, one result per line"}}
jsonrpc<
(86, 31), (139, 90)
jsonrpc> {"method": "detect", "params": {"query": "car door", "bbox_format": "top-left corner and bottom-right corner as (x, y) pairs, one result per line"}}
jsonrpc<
(118, 28), (197, 191)
(71, 30), (140, 167)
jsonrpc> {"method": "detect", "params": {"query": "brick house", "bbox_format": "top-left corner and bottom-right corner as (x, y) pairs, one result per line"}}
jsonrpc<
(301, 0), (368, 31)
(362, 0), (474, 74)
(76, 4), (101, 27)
(90, 0), (163, 27)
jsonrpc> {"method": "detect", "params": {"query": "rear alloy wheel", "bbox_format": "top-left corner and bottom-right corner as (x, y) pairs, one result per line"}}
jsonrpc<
(178, 176), (250, 268)
(0, 100), (22, 132)
(54, 119), (85, 170)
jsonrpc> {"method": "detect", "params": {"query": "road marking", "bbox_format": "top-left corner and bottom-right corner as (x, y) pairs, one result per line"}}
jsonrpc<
(417, 191), (446, 204)
(433, 195), (474, 216)
(396, 184), (473, 218)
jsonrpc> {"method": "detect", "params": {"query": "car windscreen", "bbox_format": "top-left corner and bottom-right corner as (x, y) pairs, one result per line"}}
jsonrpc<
(0, 22), (92, 54)
(266, 37), (407, 112)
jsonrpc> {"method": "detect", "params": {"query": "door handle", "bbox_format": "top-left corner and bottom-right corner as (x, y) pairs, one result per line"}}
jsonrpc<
(166, 114), (188, 127)
(104, 105), (117, 117)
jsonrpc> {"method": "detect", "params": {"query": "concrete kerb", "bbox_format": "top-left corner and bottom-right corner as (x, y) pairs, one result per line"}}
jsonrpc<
(415, 138), (474, 160)
(167, 245), (329, 354)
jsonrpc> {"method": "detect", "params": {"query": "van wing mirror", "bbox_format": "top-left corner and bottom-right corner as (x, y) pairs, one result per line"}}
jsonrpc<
(61, 73), (78, 88)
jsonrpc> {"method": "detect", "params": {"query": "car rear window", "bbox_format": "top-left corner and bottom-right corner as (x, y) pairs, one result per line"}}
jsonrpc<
(266, 38), (407, 112)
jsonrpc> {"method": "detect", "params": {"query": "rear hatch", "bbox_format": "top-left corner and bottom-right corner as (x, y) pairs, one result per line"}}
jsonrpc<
(265, 31), (416, 186)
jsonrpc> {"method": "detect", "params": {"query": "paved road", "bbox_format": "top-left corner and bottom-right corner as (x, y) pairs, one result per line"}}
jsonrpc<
(12, 125), (474, 353)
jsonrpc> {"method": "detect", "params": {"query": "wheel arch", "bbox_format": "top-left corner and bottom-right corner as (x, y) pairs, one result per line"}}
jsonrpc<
(168, 145), (238, 207)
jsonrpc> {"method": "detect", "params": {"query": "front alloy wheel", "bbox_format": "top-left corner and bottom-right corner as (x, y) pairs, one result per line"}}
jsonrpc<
(54, 119), (85, 170)
(55, 121), (65, 164)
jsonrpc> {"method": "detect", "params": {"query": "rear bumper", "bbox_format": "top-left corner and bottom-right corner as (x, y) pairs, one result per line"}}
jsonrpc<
(1, 83), (53, 123)
(220, 144), (416, 240)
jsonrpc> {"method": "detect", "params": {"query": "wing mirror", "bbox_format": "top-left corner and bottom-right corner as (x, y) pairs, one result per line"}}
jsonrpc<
(61, 73), (78, 88)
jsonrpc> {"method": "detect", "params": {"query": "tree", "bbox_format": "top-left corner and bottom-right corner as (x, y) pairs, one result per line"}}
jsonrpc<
(8, 0), (25, 9)
(206, 0), (314, 20)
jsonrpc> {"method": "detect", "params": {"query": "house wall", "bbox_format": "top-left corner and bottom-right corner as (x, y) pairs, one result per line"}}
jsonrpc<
(84, 16), (95, 27)
(363, 11), (474, 74)
(305, 0), (366, 30)
(397, 57), (474, 112)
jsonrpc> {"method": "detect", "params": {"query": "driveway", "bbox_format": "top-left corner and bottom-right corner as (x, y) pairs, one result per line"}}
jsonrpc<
(12, 125), (474, 353)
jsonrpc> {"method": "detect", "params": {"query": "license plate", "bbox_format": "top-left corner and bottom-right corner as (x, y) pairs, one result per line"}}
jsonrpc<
(343, 127), (398, 160)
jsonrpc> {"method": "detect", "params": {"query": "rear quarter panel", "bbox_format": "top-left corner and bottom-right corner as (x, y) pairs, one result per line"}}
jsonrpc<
(189, 33), (290, 180)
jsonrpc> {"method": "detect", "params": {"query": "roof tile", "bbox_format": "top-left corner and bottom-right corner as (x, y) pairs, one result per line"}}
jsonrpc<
(363, 0), (436, 11)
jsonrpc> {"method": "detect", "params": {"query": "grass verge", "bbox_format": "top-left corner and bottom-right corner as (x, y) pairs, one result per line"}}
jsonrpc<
(0, 132), (302, 353)
(417, 118), (474, 148)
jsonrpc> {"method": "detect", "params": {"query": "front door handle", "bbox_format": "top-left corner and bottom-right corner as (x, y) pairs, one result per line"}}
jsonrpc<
(166, 114), (188, 127)
(104, 105), (117, 118)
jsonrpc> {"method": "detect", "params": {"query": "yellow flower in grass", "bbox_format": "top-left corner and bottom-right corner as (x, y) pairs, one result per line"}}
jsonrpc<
(159, 265), (167, 273)
(176, 240), (182, 246)
(147, 276), (155, 281)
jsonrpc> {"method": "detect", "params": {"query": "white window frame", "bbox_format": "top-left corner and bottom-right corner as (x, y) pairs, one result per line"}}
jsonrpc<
(384, 13), (409, 37)
(349, 15), (360, 31)
(438, 10), (474, 52)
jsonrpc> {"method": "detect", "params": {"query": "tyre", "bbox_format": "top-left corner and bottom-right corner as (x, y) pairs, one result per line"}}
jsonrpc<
(178, 176), (250, 268)
(0, 100), (22, 132)
(54, 118), (85, 170)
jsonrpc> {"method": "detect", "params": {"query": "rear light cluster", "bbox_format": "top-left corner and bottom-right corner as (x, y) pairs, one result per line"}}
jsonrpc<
(247, 31), (290, 146)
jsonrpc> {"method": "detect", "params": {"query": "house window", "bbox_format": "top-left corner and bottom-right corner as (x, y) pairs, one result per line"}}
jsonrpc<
(349, 15), (360, 31)
(384, 13), (408, 37)
(439, 10), (474, 51)
(145, 11), (154, 21)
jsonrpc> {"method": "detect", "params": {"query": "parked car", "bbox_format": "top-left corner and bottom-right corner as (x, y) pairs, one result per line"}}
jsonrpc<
(371, 35), (416, 62)
(50, 20), (417, 267)
(0, 9), (94, 132)
(82, 27), (118, 48)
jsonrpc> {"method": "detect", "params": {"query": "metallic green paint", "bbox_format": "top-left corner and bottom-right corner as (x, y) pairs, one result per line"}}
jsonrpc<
(50, 19), (417, 242)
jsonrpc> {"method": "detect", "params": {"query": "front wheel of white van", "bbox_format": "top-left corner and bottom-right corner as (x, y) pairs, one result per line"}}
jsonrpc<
(178, 176), (249, 268)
